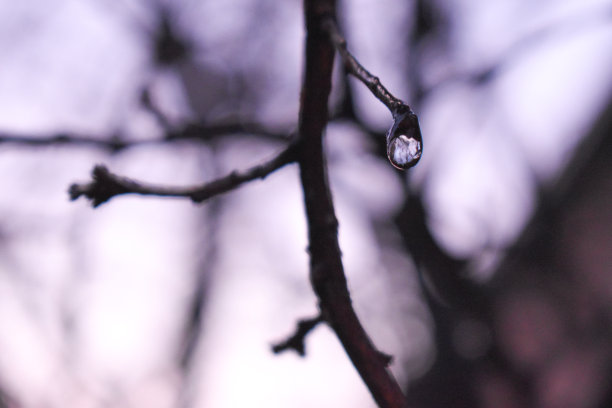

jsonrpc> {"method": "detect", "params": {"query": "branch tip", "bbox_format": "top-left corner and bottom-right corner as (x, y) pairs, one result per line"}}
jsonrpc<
(322, 17), (407, 114)
(378, 350), (394, 367)
(67, 164), (125, 207)
(68, 144), (297, 207)
(298, 3), (408, 405)
(271, 315), (324, 357)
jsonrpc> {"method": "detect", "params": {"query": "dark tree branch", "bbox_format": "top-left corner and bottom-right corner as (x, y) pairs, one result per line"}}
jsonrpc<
(322, 17), (409, 114)
(323, 17), (423, 171)
(395, 193), (490, 316)
(297, 2), (407, 407)
(69, 143), (297, 207)
(0, 121), (289, 152)
(0, 131), (130, 151)
(271, 314), (324, 356)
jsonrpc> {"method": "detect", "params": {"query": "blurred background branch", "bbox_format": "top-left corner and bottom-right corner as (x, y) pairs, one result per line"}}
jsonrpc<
(271, 314), (323, 356)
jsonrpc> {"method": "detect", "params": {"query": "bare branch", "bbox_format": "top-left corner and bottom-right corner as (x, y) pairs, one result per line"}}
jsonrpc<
(322, 18), (408, 114)
(272, 314), (324, 356)
(69, 143), (297, 207)
(322, 17), (423, 171)
(296, 2), (407, 407)
(0, 121), (289, 152)
(0, 131), (130, 151)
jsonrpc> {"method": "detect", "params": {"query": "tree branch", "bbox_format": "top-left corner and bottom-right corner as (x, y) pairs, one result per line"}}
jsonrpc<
(0, 121), (288, 152)
(322, 18), (407, 114)
(297, 1), (407, 407)
(0, 131), (130, 151)
(322, 17), (423, 170)
(271, 314), (324, 356)
(69, 143), (297, 207)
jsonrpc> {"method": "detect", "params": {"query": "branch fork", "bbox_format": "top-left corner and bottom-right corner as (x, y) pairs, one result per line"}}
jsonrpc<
(69, 143), (297, 207)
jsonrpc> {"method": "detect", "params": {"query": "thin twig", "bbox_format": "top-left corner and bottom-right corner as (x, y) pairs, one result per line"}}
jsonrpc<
(69, 143), (297, 207)
(0, 132), (129, 151)
(297, 2), (407, 407)
(324, 17), (423, 171)
(322, 17), (407, 113)
(271, 314), (324, 356)
(0, 122), (289, 152)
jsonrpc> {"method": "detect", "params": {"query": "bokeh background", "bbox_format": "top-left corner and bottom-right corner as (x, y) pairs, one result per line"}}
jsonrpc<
(1, 0), (612, 407)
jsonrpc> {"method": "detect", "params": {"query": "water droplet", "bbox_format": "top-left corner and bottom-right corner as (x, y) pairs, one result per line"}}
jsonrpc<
(386, 107), (422, 170)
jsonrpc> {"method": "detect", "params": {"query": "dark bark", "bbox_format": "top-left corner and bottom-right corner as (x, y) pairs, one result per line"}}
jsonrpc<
(296, 1), (408, 407)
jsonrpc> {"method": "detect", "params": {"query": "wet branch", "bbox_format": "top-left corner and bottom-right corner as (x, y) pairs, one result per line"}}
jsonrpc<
(322, 17), (408, 114)
(271, 314), (324, 356)
(296, 1), (407, 407)
(69, 143), (297, 207)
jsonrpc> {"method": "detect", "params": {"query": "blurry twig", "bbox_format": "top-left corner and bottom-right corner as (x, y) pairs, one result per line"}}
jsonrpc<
(0, 121), (289, 152)
(0, 132), (128, 151)
(272, 314), (324, 356)
(68, 143), (297, 207)
(323, 16), (423, 171)
(420, 4), (612, 95)
(395, 193), (490, 315)
(0, 388), (16, 408)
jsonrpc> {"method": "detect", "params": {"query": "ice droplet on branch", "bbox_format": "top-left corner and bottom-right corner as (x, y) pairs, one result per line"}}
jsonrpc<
(386, 107), (422, 170)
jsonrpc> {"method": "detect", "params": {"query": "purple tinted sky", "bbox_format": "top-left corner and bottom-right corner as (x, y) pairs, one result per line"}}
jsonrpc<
(0, 0), (611, 407)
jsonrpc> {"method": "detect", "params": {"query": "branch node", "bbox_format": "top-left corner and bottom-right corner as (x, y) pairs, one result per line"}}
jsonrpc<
(68, 164), (127, 207)
(377, 350), (394, 367)
(271, 315), (324, 357)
